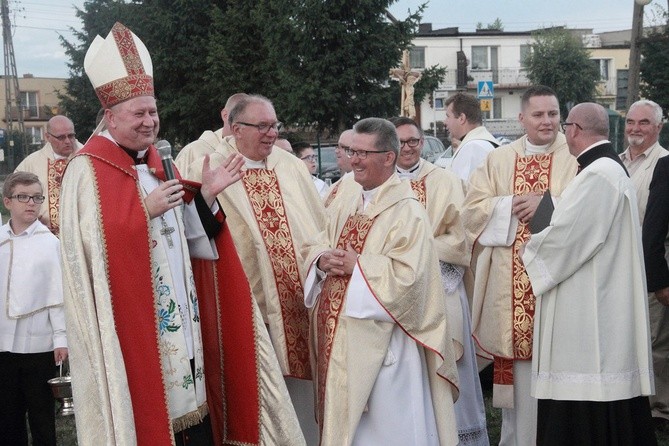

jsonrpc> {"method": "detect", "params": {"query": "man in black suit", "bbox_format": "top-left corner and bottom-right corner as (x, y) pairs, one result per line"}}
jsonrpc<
(643, 157), (669, 303)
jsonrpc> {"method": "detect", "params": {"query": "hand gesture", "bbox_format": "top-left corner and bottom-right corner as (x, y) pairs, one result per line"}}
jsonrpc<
(200, 153), (245, 207)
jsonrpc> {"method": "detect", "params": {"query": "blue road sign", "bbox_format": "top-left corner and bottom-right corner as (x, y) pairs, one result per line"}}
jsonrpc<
(477, 81), (494, 99)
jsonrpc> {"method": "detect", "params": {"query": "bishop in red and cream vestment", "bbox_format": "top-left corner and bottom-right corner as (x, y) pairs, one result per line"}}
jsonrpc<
(60, 134), (303, 445)
(303, 173), (460, 445)
(60, 21), (303, 446)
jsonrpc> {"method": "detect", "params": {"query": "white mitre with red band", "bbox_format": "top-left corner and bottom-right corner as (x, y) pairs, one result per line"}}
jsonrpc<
(84, 22), (154, 108)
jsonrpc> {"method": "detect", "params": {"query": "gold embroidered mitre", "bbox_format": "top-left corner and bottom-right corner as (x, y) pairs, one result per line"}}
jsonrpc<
(84, 22), (154, 108)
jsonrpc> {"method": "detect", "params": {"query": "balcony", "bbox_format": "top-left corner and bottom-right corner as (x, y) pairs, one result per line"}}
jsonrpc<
(467, 69), (531, 88)
(435, 68), (532, 90)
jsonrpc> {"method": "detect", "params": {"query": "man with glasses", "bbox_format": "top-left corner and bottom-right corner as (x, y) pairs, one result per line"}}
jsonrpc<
(392, 116), (489, 445)
(175, 93), (249, 172)
(523, 102), (655, 444)
(185, 94), (325, 445)
(444, 92), (500, 183)
(15, 115), (82, 235)
(303, 117), (459, 445)
(463, 85), (578, 445)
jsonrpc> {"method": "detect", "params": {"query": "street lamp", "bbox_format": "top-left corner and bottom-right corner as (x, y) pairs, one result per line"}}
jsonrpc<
(626, 0), (652, 110)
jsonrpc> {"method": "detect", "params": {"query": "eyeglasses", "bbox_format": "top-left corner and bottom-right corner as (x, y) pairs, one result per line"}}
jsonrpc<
(399, 138), (421, 148)
(10, 194), (45, 204)
(300, 154), (317, 161)
(48, 132), (76, 142)
(336, 144), (350, 152)
(561, 122), (583, 132)
(235, 121), (283, 134)
(344, 148), (391, 159)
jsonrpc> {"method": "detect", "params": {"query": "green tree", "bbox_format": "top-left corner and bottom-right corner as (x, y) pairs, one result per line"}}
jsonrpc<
(524, 28), (599, 116)
(60, 0), (425, 144)
(58, 0), (141, 139)
(640, 26), (669, 120)
(262, 0), (424, 137)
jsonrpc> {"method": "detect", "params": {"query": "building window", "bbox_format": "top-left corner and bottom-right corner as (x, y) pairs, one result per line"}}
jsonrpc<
(21, 91), (39, 118)
(520, 45), (532, 68)
(591, 59), (610, 81)
(434, 98), (445, 110)
(409, 47), (425, 69)
(493, 97), (502, 119)
(471, 46), (489, 70)
(26, 126), (43, 145)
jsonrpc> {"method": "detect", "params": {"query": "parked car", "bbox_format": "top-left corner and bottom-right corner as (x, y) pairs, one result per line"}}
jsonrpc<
(421, 135), (447, 163)
(433, 146), (454, 169)
(313, 145), (340, 184)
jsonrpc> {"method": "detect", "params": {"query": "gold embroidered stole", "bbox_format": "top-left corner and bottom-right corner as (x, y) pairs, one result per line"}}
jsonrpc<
(47, 158), (67, 236)
(410, 177), (427, 208)
(324, 181), (341, 208)
(241, 168), (311, 379)
(315, 213), (374, 427)
(494, 153), (552, 386)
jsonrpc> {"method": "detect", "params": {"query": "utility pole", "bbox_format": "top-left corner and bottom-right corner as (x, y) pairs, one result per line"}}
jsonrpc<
(626, 0), (652, 111)
(1, 0), (26, 170)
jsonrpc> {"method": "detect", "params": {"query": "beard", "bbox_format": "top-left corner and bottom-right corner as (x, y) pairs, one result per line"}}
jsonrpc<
(627, 135), (645, 147)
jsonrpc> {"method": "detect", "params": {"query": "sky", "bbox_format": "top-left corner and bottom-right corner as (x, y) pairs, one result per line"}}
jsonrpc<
(4, 0), (665, 79)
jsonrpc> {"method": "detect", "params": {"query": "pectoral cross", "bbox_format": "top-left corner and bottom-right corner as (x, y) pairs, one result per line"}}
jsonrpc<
(160, 216), (175, 249)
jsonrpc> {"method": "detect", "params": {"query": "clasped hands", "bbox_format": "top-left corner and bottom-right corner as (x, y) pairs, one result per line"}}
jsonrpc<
(145, 153), (245, 219)
(512, 191), (544, 224)
(317, 244), (358, 276)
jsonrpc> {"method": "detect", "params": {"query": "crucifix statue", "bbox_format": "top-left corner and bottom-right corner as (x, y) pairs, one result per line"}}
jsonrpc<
(389, 50), (422, 120)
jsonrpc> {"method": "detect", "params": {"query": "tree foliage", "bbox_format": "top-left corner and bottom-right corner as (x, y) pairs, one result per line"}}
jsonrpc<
(60, 0), (431, 144)
(476, 18), (504, 31)
(524, 28), (599, 117)
(640, 26), (669, 120)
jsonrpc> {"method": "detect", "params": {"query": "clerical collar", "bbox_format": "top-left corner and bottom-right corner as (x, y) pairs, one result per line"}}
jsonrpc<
(243, 156), (266, 169)
(396, 161), (421, 180)
(525, 139), (550, 155)
(361, 186), (380, 211)
(121, 146), (149, 165)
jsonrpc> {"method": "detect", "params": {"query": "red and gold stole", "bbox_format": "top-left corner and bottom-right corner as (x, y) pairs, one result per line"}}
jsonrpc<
(241, 169), (311, 379)
(410, 177), (427, 208)
(324, 180), (341, 208)
(80, 137), (173, 445)
(315, 213), (374, 429)
(76, 137), (214, 444)
(494, 152), (552, 388)
(192, 222), (262, 445)
(47, 158), (67, 236)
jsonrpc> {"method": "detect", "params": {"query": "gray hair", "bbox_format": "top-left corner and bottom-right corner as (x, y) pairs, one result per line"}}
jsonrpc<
(353, 118), (400, 157)
(629, 99), (663, 125)
(228, 94), (273, 128)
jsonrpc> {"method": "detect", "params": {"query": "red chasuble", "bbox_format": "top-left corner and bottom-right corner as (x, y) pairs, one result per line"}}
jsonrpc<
(74, 136), (260, 444)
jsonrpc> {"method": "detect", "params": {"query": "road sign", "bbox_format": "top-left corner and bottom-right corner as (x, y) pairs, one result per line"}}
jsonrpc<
(477, 81), (494, 99)
(480, 99), (492, 112)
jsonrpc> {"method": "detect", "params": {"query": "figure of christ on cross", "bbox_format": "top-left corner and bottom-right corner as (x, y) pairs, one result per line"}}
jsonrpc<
(389, 49), (422, 120)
